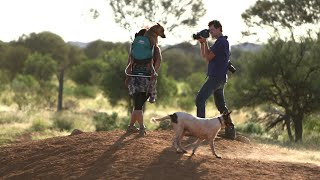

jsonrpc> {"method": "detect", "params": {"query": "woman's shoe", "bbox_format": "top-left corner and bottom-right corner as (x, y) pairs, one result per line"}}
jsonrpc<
(139, 126), (147, 136)
(126, 125), (139, 133)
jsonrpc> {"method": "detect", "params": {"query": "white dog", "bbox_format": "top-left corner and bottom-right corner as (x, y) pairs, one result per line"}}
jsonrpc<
(152, 111), (233, 158)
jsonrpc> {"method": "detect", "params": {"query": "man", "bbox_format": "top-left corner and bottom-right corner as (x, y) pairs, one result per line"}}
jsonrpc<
(195, 20), (235, 139)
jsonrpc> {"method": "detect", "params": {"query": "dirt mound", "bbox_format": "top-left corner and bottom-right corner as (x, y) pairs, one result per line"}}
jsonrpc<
(0, 130), (319, 179)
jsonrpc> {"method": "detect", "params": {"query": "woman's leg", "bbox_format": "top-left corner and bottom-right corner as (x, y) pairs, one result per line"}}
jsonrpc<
(130, 92), (149, 134)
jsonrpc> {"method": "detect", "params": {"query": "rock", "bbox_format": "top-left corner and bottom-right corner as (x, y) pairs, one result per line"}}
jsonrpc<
(70, 129), (84, 136)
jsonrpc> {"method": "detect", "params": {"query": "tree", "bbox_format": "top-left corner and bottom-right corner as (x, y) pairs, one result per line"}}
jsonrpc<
(11, 75), (40, 110)
(107, 0), (206, 40)
(1, 45), (30, 80)
(240, 0), (320, 142)
(84, 40), (119, 59)
(23, 53), (57, 108)
(162, 50), (195, 80)
(18, 32), (82, 111)
(230, 36), (320, 142)
(70, 60), (107, 86)
(241, 0), (320, 39)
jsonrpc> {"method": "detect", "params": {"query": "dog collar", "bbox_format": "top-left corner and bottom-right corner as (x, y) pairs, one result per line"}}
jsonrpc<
(218, 117), (223, 125)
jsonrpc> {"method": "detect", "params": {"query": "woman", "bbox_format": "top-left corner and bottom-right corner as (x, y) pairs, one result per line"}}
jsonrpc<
(125, 29), (162, 136)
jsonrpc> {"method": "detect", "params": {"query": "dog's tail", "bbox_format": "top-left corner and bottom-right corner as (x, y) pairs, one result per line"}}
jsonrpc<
(151, 113), (178, 124)
(151, 115), (171, 123)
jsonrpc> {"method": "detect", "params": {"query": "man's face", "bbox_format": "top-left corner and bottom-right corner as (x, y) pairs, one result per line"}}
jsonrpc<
(209, 25), (221, 38)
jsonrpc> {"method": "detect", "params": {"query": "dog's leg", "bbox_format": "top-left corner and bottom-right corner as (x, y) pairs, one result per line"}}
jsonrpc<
(177, 130), (187, 153)
(172, 137), (179, 150)
(209, 139), (221, 158)
(175, 128), (187, 153)
(171, 124), (179, 150)
(191, 138), (202, 156)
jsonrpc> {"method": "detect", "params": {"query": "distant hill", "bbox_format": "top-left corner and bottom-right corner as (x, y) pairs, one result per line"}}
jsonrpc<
(67, 41), (89, 48)
(68, 40), (262, 53)
(231, 42), (262, 52)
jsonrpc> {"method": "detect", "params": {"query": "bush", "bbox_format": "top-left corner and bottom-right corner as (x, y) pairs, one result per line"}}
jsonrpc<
(177, 96), (195, 112)
(0, 112), (24, 124)
(52, 113), (74, 131)
(93, 112), (127, 131)
(73, 85), (97, 98)
(238, 121), (264, 135)
(30, 118), (50, 132)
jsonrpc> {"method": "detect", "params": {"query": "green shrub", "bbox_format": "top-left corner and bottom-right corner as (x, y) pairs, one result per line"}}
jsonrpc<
(238, 121), (264, 135)
(30, 118), (50, 132)
(177, 96), (195, 112)
(0, 112), (24, 124)
(93, 112), (128, 131)
(52, 113), (74, 131)
(73, 85), (97, 99)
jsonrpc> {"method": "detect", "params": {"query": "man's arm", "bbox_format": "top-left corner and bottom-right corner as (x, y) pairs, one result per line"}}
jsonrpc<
(199, 38), (215, 63)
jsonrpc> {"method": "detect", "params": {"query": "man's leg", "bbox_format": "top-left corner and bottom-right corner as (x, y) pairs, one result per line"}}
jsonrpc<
(213, 86), (228, 114)
(213, 84), (236, 140)
(196, 77), (218, 118)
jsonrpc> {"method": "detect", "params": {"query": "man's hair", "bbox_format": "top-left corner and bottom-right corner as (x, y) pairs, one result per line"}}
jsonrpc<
(135, 29), (147, 37)
(208, 20), (222, 32)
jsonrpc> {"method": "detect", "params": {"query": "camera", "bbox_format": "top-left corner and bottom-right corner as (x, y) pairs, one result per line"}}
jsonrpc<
(228, 61), (236, 73)
(193, 29), (210, 39)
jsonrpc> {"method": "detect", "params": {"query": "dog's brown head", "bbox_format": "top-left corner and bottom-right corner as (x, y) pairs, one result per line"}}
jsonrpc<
(222, 111), (234, 128)
(149, 23), (166, 38)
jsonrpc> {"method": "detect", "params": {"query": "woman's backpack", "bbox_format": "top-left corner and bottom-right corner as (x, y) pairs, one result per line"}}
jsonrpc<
(130, 36), (154, 76)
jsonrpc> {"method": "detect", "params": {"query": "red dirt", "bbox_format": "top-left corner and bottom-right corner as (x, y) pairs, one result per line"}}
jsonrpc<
(0, 130), (319, 179)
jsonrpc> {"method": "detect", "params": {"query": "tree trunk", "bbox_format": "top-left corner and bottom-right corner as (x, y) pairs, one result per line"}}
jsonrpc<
(285, 118), (294, 142)
(57, 69), (65, 112)
(292, 114), (303, 142)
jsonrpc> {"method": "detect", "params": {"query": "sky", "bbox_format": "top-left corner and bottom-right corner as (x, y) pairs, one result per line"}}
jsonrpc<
(0, 0), (264, 46)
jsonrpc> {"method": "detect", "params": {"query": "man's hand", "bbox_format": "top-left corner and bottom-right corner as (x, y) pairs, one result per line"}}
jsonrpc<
(198, 37), (207, 43)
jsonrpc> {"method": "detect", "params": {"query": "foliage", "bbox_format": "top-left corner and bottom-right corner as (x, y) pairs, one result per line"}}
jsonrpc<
(107, 0), (206, 40)
(154, 63), (178, 105)
(100, 47), (129, 106)
(0, 70), (10, 92)
(162, 50), (195, 80)
(84, 40), (125, 59)
(242, 0), (320, 29)
(0, 112), (24, 124)
(73, 85), (98, 99)
(237, 121), (264, 135)
(93, 112), (127, 131)
(229, 36), (320, 141)
(175, 72), (206, 111)
(24, 52), (57, 82)
(11, 75), (40, 110)
(242, 0), (320, 41)
(1, 45), (30, 80)
(70, 60), (107, 85)
(52, 113), (75, 131)
(30, 118), (51, 132)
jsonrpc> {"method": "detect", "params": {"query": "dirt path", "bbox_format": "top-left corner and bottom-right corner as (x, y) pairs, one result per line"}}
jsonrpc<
(0, 130), (319, 179)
